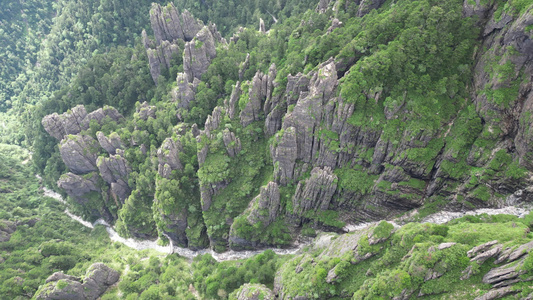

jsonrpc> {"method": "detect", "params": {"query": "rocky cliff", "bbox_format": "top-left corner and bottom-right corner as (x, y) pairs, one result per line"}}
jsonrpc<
(40, 0), (533, 255)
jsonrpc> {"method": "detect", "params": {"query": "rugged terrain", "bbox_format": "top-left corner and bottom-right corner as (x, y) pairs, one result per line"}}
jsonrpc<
(38, 0), (533, 254)
(3, 0), (533, 298)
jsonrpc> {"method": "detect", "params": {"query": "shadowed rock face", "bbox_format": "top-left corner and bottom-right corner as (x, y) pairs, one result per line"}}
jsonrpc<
(59, 135), (99, 174)
(183, 26), (218, 82)
(291, 167), (338, 222)
(34, 263), (119, 300)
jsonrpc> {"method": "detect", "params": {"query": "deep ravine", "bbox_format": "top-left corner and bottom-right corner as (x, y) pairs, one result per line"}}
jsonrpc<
(42, 186), (533, 262)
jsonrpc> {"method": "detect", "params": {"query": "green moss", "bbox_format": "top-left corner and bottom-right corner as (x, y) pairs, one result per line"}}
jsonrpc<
(335, 166), (378, 195)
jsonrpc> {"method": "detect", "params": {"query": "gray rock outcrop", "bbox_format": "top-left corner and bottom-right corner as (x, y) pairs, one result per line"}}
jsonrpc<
(0, 220), (16, 242)
(183, 26), (218, 82)
(173, 73), (198, 110)
(291, 167), (338, 223)
(59, 135), (99, 174)
(145, 38), (182, 84)
(149, 3), (202, 44)
(57, 172), (100, 205)
(42, 105), (87, 140)
(144, 3), (204, 84)
(97, 155), (131, 203)
(136, 101), (157, 121)
(96, 132), (123, 155)
(157, 137), (183, 178)
(222, 129), (242, 157)
(232, 283), (275, 300)
(34, 263), (119, 300)
(43, 105), (124, 141)
(239, 64), (277, 127)
(271, 127), (298, 185)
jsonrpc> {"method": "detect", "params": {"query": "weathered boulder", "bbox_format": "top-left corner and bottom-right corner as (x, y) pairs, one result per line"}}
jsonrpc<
(474, 287), (516, 300)
(57, 172), (100, 205)
(34, 263), (119, 300)
(230, 283), (275, 300)
(59, 135), (99, 174)
(45, 272), (80, 284)
(467, 240), (499, 258)
(96, 132), (123, 155)
(483, 259), (526, 285)
(97, 155), (131, 203)
(42, 105), (87, 140)
(97, 155), (131, 185)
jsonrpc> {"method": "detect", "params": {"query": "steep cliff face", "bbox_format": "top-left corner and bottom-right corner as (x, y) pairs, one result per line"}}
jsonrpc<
(40, 0), (533, 254)
(143, 3), (204, 84)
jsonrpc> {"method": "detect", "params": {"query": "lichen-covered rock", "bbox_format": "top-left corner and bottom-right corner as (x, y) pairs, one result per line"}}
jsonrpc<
(240, 64), (277, 127)
(0, 220), (16, 242)
(483, 259), (526, 285)
(157, 137), (183, 178)
(226, 81), (241, 120)
(97, 155), (131, 185)
(57, 172), (100, 205)
(43, 106), (123, 141)
(42, 105), (87, 140)
(183, 26), (217, 82)
(136, 101), (157, 120)
(96, 131), (123, 155)
(230, 283), (275, 300)
(173, 73), (197, 109)
(81, 106), (124, 129)
(45, 272), (80, 283)
(145, 40), (181, 84)
(291, 167), (338, 223)
(59, 135), (99, 174)
(34, 263), (119, 300)
(149, 3), (202, 44)
(96, 155), (131, 203)
(271, 127), (298, 185)
(204, 106), (224, 138)
(474, 287), (516, 300)
(222, 129), (242, 157)
(229, 182), (281, 249)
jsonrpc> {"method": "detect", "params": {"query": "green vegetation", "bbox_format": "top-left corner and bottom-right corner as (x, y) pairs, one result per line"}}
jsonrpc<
(2, 0), (533, 298)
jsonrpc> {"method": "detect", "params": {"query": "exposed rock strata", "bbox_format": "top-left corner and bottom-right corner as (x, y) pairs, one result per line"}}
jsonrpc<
(59, 135), (99, 174)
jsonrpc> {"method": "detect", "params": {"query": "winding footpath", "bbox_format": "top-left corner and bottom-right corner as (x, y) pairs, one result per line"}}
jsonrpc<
(42, 187), (532, 262)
